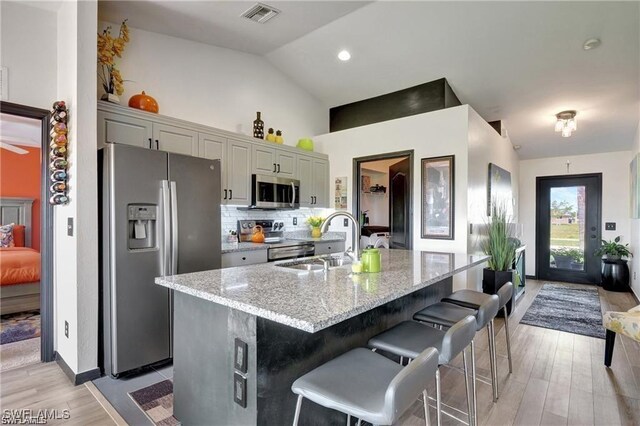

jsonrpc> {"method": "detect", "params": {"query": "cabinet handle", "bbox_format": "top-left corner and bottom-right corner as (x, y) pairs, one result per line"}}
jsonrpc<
(229, 189), (233, 200)
(224, 189), (227, 200)
(155, 139), (159, 150)
(310, 196), (314, 204)
(273, 163), (277, 173)
(277, 164), (281, 173)
(148, 138), (153, 149)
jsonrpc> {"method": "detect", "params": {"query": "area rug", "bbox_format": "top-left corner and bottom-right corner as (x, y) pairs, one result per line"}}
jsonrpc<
(520, 283), (605, 339)
(129, 379), (178, 426)
(0, 310), (40, 344)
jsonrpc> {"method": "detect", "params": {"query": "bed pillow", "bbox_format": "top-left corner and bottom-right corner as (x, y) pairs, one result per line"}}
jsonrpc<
(12, 225), (25, 247)
(0, 224), (15, 248)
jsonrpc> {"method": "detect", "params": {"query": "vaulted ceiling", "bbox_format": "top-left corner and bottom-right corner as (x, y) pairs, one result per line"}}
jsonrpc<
(99, 1), (639, 160)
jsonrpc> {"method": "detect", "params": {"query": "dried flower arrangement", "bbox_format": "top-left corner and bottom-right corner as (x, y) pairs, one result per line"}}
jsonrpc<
(97, 20), (129, 99)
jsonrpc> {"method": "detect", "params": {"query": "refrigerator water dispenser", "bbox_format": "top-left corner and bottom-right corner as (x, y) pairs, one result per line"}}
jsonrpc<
(128, 204), (157, 250)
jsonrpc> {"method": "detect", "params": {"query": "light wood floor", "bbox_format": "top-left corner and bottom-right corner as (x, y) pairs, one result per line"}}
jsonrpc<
(0, 279), (638, 426)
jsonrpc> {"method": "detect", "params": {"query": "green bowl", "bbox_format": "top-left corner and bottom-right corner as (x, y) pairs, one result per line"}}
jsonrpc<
(297, 138), (314, 151)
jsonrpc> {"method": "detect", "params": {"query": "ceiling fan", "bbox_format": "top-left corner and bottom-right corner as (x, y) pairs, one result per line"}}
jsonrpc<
(0, 141), (29, 155)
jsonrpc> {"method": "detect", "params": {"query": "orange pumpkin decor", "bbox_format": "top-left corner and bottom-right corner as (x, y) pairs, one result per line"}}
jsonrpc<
(128, 91), (159, 113)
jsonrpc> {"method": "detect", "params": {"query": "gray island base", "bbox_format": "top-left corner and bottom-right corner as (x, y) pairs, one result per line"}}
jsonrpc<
(156, 250), (488, 425)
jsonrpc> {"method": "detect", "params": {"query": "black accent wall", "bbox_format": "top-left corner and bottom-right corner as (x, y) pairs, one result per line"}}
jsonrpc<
(329, 78), (462, 132)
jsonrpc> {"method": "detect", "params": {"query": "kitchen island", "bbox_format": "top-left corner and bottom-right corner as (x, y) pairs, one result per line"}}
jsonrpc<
(156, 249), (488, 425)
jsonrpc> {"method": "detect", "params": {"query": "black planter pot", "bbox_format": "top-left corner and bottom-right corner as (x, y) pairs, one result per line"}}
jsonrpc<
(601, 259), (630, 292)
(482, 268), (515, 315)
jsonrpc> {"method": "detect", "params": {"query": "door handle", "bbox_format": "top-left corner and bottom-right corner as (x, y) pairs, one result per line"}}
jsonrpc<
(591, 235), (596, 239)
(170, 181), (179, 275)
(224, 189), (227, 200)
(161, 181), (171, 276)
(290, 182), (295, 208)
(229, 189), (233, 200)
(273, 163), (277, 173)
(277, 164), (281, 173)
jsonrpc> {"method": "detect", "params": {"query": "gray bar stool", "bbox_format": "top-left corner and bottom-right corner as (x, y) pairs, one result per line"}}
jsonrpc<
(291, 346), (439, 426)
(443, 282), (514, 374)
(412, 293), (499, 425)
(367, 316), (477, 426)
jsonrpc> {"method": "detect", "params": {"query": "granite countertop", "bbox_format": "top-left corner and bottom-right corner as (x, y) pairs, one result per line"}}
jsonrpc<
(156, 250), (489, 333)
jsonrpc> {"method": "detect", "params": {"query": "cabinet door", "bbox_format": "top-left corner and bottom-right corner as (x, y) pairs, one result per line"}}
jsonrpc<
(314, 241), (345, 256)
(199, 133), (227, 203)
(153, 123), (198, 156)
(312, 158), (330, 207)
(221, 250), (267, 268)
(98, 111), (153, 149)
(296, 155), (313, 207)
(227, 138), (252, 206)
(252, 145), (276, 175)
(275, 150), (296, 178)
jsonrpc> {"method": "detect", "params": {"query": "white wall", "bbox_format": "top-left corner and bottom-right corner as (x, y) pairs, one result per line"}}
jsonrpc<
(315, 106), (470, 253)
(630, 124), (639, 298)
(519, 151), (633, 277)
(55, 0), (99, 374)
(98, 22), (328, 145)
(0, 1), (57, 109)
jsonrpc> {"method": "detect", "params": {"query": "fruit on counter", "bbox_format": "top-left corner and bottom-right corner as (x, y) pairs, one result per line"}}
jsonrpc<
(265, 128), (276, 142)
(128, 91), (159, 113)
(275, 130), (284, 144)
(296, 138), (314, 151)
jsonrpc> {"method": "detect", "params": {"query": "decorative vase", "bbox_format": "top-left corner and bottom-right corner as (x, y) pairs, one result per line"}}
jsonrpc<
(601, 259), (630, 292)
(128, 91), (159, 113)
(311, 227), (322, 238)
(101, 93), (120, 104)
(253, 112), (264, 139)
(482, 268), (515, 315)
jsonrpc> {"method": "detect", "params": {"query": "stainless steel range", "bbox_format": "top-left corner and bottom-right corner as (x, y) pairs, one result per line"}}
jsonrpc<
(237, 219), (314, 261)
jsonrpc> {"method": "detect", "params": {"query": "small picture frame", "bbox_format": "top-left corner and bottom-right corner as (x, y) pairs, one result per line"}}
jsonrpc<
(421, 156), (454, 240)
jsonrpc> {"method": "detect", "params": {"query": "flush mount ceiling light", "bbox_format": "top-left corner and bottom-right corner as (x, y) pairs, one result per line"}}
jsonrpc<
(337, 50), (351, 61)
(583, 38), (601, 50)
(555, 110), (577, 138)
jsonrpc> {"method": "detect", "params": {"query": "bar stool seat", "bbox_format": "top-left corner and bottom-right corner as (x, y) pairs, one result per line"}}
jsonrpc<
(291, 347), (439, 426)
(442, 289), (492, 310)
(413, 303), (481, 329)
(368, 321), (445, 362)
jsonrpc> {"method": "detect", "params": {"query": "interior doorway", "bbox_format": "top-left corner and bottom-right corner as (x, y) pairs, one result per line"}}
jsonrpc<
(536, 173), (602, 284)
(0, 102), (54, 370)
(353, 150), (413, 250)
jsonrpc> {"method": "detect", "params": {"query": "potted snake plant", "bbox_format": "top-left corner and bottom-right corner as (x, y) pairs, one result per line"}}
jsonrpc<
(481, 203), (517, 312)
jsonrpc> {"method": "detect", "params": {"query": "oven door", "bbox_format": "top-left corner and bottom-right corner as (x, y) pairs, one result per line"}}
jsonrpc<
(252, 175), (300, 209)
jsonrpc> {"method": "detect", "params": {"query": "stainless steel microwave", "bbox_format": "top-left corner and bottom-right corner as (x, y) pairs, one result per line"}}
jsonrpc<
(250, 174), (300, 209)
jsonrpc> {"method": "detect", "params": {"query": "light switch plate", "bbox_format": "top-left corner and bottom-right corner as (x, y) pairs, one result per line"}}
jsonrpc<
(234, 338), (248, 374)
(293, 217), (297, 226)
(605, 222), (616, 231)
(67, 217), (74, 236)
(233, 373), (247, 408)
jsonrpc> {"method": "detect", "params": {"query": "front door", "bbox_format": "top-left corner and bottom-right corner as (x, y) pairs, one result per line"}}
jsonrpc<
(536, 174), (602, 284)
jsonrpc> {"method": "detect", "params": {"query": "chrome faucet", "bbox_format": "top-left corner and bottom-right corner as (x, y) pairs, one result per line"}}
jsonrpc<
(320, 212), (360, 262)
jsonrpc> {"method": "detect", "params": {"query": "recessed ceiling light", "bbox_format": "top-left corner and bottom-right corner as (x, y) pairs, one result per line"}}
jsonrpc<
(338, 50), (351, 61)
(583, 38), (601, 50)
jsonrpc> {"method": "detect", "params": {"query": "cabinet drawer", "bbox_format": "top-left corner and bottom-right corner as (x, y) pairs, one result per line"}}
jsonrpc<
(314, 241), (345, 256)
(222, 250), (267, 268)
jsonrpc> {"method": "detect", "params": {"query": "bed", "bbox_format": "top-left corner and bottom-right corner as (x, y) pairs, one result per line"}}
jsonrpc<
(0, 197), (40, 315)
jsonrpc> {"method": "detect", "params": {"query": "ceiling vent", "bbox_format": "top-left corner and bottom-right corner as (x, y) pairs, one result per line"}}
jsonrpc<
(241, 3), (280, 24)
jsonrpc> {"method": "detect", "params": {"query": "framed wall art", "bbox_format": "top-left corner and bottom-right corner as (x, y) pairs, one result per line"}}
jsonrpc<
(421, 155), (454, 239)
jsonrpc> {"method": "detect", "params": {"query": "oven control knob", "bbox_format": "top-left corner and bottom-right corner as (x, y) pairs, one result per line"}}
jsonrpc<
(241, 223), (247, 229)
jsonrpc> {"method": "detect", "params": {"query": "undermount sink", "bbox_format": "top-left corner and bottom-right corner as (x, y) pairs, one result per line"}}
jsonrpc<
(275, 256), (351, 273)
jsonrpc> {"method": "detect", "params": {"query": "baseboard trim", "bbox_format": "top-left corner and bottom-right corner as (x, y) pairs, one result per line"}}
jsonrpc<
(525, 275), (536, 280)
(55, 352), (101, 385)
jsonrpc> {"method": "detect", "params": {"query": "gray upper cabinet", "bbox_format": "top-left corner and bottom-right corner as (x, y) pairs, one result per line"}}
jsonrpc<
(296, 155), (313, 207)
(98, 111), (152, 149)
(153, 123), (198, 156)
(97, 102), (328, 209)
(252, 145), (276, 175)
(312, 158), (329, 207)
(226, 139), (252, 206)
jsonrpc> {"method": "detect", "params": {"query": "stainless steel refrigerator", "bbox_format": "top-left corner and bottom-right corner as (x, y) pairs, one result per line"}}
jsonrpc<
(100, 144), (221, 377)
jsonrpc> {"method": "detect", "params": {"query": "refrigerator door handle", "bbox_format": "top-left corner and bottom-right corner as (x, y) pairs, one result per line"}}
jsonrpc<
(170, 181), (179, 275)
(161, 180), (171, 276)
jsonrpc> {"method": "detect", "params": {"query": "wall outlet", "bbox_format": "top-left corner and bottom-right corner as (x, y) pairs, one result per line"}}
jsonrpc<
(293, 217), (297, 226)
(64, 321), (69, 338)
(344, 218), (349, 227)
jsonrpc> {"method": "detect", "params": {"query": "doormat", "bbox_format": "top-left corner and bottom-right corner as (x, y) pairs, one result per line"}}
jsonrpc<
(0, 310), (40, 344)
(520, 283), (605, 339)
(129, 379), (178, 426)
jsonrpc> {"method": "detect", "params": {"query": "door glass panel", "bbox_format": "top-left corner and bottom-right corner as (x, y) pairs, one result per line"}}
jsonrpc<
(549, 186), (585, 271)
